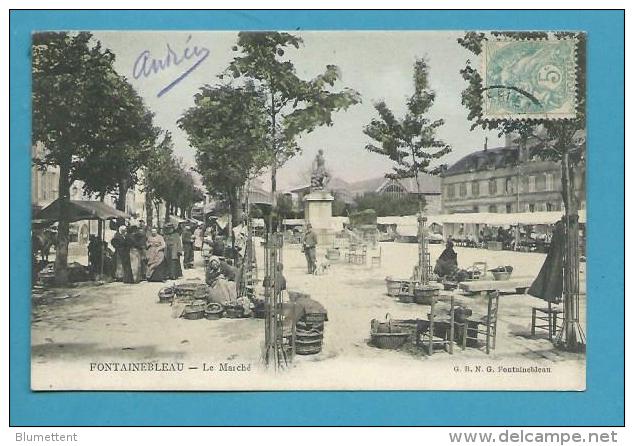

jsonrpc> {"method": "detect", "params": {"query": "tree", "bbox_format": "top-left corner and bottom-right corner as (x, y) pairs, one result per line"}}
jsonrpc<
(178, 83), (270, 230)
(75, 72), (158, 210)
(143, 131), (176, 227)
(32, 31), (140, 284)
(458, 31), (586, 351)
(364, 58), (451, 211)
(226, 32), (361, 230)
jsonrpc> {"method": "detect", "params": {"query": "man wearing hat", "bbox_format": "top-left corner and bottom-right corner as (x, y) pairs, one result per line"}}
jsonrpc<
(302, 223), (318, 274)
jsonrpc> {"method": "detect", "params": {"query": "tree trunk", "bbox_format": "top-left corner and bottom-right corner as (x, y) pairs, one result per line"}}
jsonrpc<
(54, 164), (71, 285)
(117, 178), (128, 212)
(228, 188), (240, 264)
(560, 147), (581, 351)
(145, 190), (154, 228)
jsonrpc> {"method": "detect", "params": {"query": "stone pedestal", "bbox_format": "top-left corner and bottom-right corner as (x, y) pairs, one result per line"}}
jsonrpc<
(303, 190), (335, 246)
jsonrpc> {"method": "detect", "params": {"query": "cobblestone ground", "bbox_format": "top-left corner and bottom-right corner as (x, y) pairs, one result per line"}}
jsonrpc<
(31, 241), (586, 390)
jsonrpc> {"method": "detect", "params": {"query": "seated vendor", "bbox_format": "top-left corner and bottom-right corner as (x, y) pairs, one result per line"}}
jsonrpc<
(434, 240), (458, 278)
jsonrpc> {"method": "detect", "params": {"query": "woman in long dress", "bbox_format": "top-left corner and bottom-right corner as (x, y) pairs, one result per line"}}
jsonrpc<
(127, 225), (144, 283)
(146, 227), (168, 282)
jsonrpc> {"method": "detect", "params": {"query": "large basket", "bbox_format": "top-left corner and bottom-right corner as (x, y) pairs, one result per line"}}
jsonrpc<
(492, 271), (512, 281)
(398, 293), (415, 304)
(158, 287), (175, 303)
(296, 320), (324, 332)
(225, 306), (246, 319)
(182, 299), (207, 320)
(370, 314), (411, 349)
(295, 329), (324, 343)
(385, 277), (404, 297)
(414, 285), (440, 305)
(295, 338), (323, 355)
(370, 332), (410, 349)
(204, 303), (224, 320)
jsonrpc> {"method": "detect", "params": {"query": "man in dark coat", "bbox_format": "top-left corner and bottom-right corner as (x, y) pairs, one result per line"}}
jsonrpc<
(181, 224), (194, 269)
(111, 225), (133, 283)
(164, 225), (183, 280)
(302, 224), (318, 274)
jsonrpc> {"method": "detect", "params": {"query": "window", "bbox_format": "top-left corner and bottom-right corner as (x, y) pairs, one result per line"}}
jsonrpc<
(528, 176), (536, 193)
(488, 205), (497, 213)
(472, 181), (479, 197)
(535, 174), (546, 191)
(488, 179), (497, 195)
(459, 183), (467, 197)
(529, 203), (535, 213)
(546, 173), (555, 191)
(506, 203), (512, 213)
(446, 184), (455, 199)
(505, 177), (514, 194)
(546, 202), (553, 212)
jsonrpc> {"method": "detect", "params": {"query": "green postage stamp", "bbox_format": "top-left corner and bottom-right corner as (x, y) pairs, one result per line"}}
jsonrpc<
(483, 38), (578, 120)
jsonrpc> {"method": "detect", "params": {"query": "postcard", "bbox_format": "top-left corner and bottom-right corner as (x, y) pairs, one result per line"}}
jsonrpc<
(30, 30), (586, 391)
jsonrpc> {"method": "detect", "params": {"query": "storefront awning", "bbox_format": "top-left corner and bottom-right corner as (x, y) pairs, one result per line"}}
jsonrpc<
(438, 210), (586, 226)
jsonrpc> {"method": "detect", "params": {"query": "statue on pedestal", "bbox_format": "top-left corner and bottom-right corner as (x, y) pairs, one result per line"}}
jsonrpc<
(310, 149), (331, 191)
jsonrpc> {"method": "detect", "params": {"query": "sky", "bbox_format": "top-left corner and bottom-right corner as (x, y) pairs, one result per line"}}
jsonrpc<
(92, 31), (503, 190)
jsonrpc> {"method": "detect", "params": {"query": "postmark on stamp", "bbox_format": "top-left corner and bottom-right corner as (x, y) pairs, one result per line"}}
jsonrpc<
(482, 38), (578, 120)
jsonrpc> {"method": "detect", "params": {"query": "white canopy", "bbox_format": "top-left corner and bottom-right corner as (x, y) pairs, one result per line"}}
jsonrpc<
(437, 210), (586, 226)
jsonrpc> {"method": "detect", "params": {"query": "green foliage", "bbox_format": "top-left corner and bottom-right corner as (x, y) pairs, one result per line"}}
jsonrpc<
(363, 58), (451, 197)
(33, 32), (157, 195)
(353, 192), (423, 217)
(275, 193), (297, 220)
(179, 83), (270, 220)
(226, 32), (361, 191)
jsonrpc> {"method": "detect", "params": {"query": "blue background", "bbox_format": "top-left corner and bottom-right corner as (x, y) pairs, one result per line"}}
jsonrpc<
(10, 10), (624, 426)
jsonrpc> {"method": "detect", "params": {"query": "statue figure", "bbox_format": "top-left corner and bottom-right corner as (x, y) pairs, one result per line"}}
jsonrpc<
(310, 149), (330, 191)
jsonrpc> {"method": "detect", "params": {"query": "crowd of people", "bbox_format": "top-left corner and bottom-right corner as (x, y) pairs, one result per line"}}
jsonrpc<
(87, 218), (245, 285)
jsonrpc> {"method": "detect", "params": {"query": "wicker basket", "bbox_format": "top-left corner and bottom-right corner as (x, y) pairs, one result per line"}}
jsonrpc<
(370, 314), (411, 349)
(182, 299), (207, 320)
(385, 278), (403, 297)
(398, 293), (415, 304)
(414, 285), (440, 305)
(158, 287), (175, 303)
(296, 329), (324, 342)
(295, 338), (323, 355)
(204, 303), (224, 320)
(296, 320), (324, 332)
(492, 271), (512, 281)
(370, 332), (410, 349)
(224, 305), (246, 319)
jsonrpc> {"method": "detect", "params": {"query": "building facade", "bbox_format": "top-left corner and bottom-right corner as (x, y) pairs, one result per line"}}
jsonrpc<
(441, 143), (585, 215)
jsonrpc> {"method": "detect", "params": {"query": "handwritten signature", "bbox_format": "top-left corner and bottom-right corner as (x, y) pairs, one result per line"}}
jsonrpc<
(133, 35), (210, 98)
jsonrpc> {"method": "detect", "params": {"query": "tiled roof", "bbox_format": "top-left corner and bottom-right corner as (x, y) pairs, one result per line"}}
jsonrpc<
(445, 146), (519, 176)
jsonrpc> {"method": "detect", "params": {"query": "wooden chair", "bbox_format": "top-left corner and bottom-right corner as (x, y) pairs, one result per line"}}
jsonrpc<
(370, 247), (382, 268)
(351, 245), (367, 265)
(417, 295), (456, 355)
(531, 303), (563, 340)
(461, 291), (500, 354)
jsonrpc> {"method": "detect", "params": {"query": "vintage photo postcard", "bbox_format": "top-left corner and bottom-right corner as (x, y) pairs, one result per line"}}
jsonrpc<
(30, 30), (586, 391)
